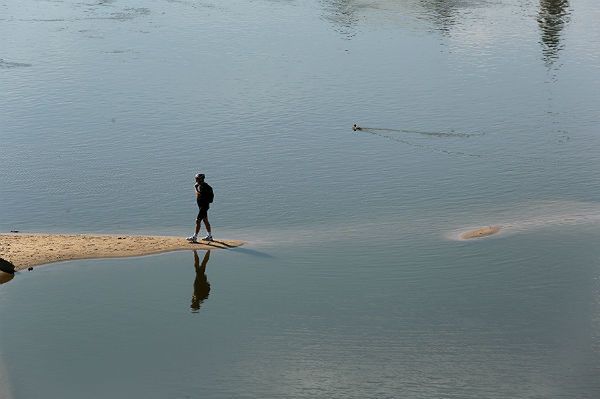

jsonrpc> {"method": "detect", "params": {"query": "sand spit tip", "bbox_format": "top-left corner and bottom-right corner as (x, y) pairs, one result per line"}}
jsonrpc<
(460, 226), (501, 240)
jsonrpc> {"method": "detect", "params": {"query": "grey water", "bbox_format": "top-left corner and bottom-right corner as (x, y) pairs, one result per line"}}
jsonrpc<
(1, 0), (600, 397)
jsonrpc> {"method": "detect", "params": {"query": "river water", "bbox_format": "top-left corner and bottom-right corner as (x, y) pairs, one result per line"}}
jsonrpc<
(1, 0), (600, 397)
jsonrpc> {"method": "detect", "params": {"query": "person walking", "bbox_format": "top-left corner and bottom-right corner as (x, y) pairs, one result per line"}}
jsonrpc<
(187, 173), (213, 242)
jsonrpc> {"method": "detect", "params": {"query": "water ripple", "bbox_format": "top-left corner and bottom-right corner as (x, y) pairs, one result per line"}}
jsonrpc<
(0, 59), (32, 69)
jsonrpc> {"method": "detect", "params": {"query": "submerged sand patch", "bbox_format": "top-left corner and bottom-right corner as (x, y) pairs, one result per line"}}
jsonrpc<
(460, 226), (501, 240)
(0, 233), (243, 270)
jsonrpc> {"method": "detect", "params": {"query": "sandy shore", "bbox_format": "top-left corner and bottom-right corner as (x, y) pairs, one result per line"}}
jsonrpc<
(460, 226), (501, 240)
(0, 233), (243, 270)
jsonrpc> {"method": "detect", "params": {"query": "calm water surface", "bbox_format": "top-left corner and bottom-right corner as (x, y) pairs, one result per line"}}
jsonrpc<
(1, 0), (600, 397)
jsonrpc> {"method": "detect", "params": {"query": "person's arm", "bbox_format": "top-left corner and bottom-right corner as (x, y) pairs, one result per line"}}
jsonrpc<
(200, 251), (210, 274)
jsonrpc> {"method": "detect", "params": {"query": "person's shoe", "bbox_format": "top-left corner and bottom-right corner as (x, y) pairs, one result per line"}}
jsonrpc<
(202, 235), (213, 241)
(186, 235), (198, 243)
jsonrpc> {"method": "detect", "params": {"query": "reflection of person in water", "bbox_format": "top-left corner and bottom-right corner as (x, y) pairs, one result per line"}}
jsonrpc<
(191, 250), (211, 312)
(0, 272), (13, 285)
(0, 258), (15, 285)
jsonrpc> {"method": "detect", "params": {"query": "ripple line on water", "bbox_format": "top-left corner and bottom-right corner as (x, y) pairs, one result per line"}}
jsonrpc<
(353, 126), (482, 158)
(359, 126), (484, 138)
(0, 59), (32, 69)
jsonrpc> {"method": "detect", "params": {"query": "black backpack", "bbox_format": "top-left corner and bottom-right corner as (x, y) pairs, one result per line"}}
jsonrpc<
(205, 183), (214, 204)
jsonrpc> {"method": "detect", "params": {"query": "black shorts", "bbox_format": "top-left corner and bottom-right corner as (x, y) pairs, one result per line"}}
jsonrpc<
(196, 206), (209, 221)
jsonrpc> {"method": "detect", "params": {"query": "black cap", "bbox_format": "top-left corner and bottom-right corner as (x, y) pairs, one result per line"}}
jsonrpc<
(195, 173), (205, 179)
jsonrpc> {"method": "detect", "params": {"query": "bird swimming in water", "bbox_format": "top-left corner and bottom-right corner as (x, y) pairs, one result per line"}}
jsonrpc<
(352, 124), (362, 131)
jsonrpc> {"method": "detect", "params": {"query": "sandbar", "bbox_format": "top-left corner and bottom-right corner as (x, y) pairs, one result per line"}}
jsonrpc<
(460, 226), (501, 240)
(0, 233), (243, 270)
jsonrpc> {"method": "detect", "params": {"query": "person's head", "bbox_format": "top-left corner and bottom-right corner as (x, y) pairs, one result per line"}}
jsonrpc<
(195, 173), (205, 183)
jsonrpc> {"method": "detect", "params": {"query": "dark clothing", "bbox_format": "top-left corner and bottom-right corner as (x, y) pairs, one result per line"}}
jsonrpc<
(192, 274), (210, 309)
(196, 206), (209, 221)
(195, 182), (212, 208)
(195, 181), (210, 221)
(191, 250), (211, 312)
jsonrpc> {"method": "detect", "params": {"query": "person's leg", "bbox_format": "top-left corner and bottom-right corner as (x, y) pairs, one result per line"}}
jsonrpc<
(195, 218), (201, 235)
(200, 208), (212, 240)
(202, 216), (211, 235)
(187, 210), (203, 241)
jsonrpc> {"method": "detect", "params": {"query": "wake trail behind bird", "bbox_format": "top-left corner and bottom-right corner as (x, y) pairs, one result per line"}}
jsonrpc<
(356, 128), (482, 158)
(360, 127), (484, 138)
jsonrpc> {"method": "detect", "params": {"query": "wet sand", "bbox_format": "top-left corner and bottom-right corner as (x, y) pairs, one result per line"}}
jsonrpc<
(460, 226), (501, 240)
(0, 233), (243, 270)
